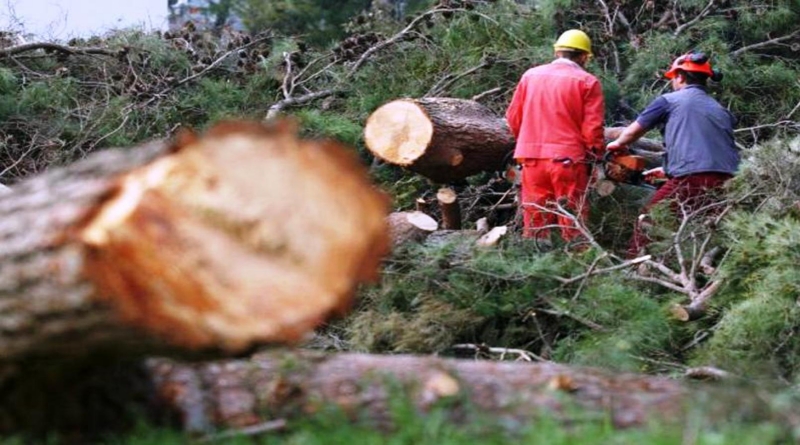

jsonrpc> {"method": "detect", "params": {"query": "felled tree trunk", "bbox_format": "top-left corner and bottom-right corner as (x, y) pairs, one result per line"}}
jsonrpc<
(364, 98), (514, 183)
(146, 350), (695, 433)
(0, 120), (390, 366)
(363, 99), (665, 184)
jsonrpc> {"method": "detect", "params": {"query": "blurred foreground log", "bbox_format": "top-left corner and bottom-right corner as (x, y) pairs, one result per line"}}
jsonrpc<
(0, 121), (390, 366)
(363, 98), (664, 183)
(147, 351), (691, 433)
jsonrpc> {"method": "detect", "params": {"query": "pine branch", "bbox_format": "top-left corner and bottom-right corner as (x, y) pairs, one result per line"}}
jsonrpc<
(673, 0), (717, 36)
(0, 42), (123, 58)
(731, 30), (800, 58)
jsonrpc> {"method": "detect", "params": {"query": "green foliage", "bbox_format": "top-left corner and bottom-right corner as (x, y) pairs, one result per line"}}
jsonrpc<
(344, 237), (684, 372)
(232, 0), (373, 46)
(551, 277), (675, 372)
(687, 138), (800, 380)
(3, 1), (800, 435)
(43, 398), (791, 445)
(294, 109), (363, 148)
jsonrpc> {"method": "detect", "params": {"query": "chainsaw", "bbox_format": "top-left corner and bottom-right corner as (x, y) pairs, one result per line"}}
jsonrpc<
(501, 149), (665, 195)
(595, 149), (668, 195)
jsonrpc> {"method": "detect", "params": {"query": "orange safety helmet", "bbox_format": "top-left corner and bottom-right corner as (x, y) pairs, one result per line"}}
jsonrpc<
(664, 51), (715, 79)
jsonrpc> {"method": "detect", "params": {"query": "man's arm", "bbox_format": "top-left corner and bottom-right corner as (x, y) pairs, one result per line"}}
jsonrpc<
(606, 121), (647, 151)
(582, 79), (605, 156)
(607, 96), (668, 150)
(505, 78), (527, 139)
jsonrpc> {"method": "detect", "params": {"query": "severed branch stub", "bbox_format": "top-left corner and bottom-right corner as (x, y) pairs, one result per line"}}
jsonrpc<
(0, 120), (390, 365)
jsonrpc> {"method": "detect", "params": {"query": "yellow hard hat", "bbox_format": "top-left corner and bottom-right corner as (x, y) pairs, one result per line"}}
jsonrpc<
(553, 29), (592, 55)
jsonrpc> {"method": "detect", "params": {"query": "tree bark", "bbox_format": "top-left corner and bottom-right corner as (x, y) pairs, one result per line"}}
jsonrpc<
(0, 120), (390, 366)
(364, 98), (514, 183)
(145, 350), (692, 433)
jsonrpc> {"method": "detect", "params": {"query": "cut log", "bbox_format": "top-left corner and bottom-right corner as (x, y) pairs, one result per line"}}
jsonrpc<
(475, 225), (508, 247)
(437, 187), (462, 230)
(144, 350), (783, 434)
(0, 120), (390, 364)
(364, 98), (514, 183)
(387, 211), (438, 246)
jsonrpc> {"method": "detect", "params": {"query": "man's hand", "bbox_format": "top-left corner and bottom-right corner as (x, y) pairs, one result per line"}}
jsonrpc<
(606, 140), (627, 152)
(643, 167), (666, 185)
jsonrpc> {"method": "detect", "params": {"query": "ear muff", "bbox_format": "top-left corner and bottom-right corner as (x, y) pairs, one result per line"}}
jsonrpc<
(711, 69), (724, 82)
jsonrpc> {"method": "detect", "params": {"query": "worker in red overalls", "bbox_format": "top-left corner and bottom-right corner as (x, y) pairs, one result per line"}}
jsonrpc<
(506, 29), (605, 248)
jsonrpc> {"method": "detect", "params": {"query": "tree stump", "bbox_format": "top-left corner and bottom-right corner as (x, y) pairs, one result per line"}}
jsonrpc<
(0, 120), (390, 365)
(387, 211), (438, 246)
(364, 98), (515, 183)
(437, 187), (462, 230)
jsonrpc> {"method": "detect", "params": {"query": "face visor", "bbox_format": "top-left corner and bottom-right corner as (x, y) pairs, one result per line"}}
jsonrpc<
(665, 52), (714, 79)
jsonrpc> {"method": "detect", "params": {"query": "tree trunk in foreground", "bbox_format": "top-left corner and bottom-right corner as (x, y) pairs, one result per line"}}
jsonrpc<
(0, 120), (390, 366)
(145, 350), (745, 434)
(364, 98), (514, 184)
(363, 99), (665, 183)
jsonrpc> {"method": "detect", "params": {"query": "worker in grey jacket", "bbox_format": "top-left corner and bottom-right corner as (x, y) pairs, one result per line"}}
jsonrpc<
(607, 51), (740, 257)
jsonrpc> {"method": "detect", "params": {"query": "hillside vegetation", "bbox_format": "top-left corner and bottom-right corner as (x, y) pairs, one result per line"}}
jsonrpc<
(2, 0), (800, 441)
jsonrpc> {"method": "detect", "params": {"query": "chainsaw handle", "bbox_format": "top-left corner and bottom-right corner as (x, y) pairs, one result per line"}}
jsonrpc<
(602, 148), (627, 163)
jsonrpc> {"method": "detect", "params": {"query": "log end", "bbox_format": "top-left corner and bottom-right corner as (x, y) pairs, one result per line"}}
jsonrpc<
(364, 100), (433, 166)
(669, 304), (691, 322)
(669, 303), (705, 322)
(79, 120), (390, 354)
(436, 187), (458, 205)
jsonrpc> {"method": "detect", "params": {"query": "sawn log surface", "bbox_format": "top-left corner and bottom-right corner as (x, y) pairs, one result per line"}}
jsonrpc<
(0, 121), (390, 366)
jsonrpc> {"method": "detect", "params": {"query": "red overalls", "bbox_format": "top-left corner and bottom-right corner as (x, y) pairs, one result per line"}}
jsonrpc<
(506, 59), (605, 241)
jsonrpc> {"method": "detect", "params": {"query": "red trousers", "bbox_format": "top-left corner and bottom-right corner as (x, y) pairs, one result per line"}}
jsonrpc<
(628, 172), (732, 257)
(519, 158), (589, 241)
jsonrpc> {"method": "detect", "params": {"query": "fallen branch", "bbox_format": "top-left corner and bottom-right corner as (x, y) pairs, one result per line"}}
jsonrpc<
(347, 8), (457, 77)
(471, 87), (503, 102)
(684, 366), (732, 381)
(451, 343), (548, 362)
(0, 42), (123, 58)
(556, 255), (650, 285)
(425, 58), (491, 97)
(699, 246), (722, 275)
(199, 420), (287, 443)
(674, 0), (717, 36)
(731, 29), (800, 58)
(265, 89), (338, 120)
